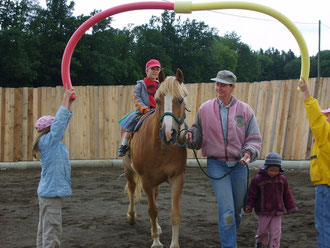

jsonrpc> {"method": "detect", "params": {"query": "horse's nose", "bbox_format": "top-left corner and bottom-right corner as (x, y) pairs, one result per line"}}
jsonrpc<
(160, 127), (177, 145)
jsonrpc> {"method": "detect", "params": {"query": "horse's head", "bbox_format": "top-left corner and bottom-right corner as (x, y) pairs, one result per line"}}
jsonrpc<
(155, 69), (188, 146)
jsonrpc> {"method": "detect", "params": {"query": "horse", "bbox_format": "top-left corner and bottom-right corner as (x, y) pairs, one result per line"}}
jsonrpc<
(122, 68), (188, 248)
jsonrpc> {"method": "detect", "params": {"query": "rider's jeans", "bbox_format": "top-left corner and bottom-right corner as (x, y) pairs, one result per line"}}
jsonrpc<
(207, 158), (248, 248)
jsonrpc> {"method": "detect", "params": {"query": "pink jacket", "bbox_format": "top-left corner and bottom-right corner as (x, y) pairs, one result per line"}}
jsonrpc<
(190, 97), (262, 162)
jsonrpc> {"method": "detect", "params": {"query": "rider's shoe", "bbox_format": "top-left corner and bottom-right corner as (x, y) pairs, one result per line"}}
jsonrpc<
(118, 145), (128, 157)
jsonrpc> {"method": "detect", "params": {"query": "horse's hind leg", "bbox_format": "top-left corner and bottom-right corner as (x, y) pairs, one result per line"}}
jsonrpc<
(144, 184), (163, 248)
(123, 156), (137, 224)
(169, 174), (184, 248)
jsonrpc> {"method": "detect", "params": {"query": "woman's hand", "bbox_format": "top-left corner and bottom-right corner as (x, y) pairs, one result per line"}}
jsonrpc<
(185, 131), (193, 144)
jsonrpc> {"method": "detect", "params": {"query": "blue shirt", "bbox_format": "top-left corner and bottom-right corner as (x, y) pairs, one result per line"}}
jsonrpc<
(218, 97), (237, 167)
(37, 106), (72, 197)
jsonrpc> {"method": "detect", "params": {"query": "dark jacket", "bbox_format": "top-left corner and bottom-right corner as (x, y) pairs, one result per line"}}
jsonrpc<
(246, 168), (298, 216)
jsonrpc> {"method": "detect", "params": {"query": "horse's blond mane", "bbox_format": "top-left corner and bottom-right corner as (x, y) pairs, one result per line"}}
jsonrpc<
(155, 76), (188, 99)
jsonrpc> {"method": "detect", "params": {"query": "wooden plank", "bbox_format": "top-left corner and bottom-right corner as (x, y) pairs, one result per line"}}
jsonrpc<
(14, 88), (23, 161)
(98, 86), (105, 159)
(88, 86), (99, 159)
(26, 88), (34, 161)
(267, 80), (281, 153)
(286, 79), (302, 159)
(3, 89), (15, 161)
(22, 88), (28, 160)
(31, 88), (40, 161)
(261, 82), (276, 157)
(104, 86), (113, 159)
(273, 80), (291, 155)
(110, 86), (118, 158)
(0, 88), (3, 161)
(258, 81), (271, 158)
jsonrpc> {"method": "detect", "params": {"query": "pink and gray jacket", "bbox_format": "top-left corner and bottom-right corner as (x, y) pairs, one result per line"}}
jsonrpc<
(189, 97), (262, 162)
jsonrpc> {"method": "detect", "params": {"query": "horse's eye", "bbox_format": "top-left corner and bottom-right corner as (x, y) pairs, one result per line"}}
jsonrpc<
(178, 98), (184, 105)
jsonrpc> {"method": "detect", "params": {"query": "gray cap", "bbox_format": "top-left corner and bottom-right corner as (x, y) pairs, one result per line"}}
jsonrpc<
(264, 152), (283, 172)
(210, 70), (237, 85)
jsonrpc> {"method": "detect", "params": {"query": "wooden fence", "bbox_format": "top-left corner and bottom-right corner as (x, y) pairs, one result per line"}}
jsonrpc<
(0, 78), (329, 162)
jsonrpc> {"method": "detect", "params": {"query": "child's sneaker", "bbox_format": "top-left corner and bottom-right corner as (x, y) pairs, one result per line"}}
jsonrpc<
(118, 145), (128, 157)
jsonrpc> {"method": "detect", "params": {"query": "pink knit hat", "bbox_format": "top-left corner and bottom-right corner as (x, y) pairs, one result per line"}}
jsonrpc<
(35, 115), (55, 131)
(321, 107), (330, 115)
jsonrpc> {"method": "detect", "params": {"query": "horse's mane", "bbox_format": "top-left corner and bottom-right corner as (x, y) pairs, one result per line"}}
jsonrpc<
(155, 76), (188, 99)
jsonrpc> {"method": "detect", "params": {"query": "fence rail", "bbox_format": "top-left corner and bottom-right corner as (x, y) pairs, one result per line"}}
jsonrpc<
(1, 78), (329, 162)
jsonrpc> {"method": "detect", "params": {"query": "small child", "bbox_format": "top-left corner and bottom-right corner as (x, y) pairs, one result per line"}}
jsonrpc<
(32, 87), (76, 248)
(245, 152), (298, 248)
(118, 59), (161, 157)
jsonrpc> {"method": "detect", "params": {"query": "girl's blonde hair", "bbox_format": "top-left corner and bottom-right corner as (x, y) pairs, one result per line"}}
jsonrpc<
(32, 127), (50, 159)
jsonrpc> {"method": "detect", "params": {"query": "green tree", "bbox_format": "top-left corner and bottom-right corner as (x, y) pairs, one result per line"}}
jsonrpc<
(0, 0), (41, 87)
(35, 0), (77, 87)
(220, 32), (261, 82)
(310, 50), (330, 78)
(208, 38), (238, 78)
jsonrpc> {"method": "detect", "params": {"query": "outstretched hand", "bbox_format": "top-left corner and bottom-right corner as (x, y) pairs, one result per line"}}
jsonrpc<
(62, 84), (76, 110)
(298, 77), (311, 100)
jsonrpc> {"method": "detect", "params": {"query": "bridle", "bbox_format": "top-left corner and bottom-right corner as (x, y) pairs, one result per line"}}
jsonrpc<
(159, 111), (186, 126)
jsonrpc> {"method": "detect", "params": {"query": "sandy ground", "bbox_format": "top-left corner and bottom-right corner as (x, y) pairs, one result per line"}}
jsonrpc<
(0, 166), (317, 248)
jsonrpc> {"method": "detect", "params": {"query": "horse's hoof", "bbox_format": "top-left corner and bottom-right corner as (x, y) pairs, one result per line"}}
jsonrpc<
(151, 243), (163, 248)
(127, 212), (137, 225)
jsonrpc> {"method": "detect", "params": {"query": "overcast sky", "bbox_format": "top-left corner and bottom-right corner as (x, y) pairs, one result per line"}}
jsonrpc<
(40, 0), (330, 56)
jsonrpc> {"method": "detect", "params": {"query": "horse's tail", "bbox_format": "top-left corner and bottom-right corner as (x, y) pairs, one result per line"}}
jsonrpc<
(124, 173), (142, 203)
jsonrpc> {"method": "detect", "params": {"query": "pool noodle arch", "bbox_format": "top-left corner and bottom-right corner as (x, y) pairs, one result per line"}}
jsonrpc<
(61, 1), (310, 96)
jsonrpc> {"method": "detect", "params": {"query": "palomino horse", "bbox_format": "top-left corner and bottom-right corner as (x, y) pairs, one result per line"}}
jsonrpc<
(122, 69), (188, 248)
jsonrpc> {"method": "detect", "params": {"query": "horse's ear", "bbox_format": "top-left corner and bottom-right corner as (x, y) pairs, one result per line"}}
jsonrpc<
(176, 68), (184, 84)
(159, 69), (165, 83)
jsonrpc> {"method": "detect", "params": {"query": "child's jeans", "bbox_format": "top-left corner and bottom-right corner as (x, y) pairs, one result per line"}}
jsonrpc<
(37, 196), (62, 248)
(315, 184), (330, 248)
(255, 215), (282, 248)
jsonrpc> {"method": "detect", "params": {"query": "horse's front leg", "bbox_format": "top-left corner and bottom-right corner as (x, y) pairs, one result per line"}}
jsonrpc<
(123, 157), (137, 224)
(144, 184), (163, 248)
(169, 174), (184, 248)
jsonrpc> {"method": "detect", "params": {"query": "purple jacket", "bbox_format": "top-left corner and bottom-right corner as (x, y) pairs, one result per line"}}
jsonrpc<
(246, 168), (298, 216)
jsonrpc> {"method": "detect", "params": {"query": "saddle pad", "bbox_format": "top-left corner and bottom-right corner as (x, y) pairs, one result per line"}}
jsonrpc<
(134, 109), (155, 132)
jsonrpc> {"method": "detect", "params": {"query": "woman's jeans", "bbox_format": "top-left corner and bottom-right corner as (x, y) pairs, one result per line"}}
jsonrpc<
(315, 185), (330, 248)
(207, 158), (248, 248)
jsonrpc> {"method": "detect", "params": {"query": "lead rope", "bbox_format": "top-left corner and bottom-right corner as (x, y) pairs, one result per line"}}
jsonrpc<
(177, 127), (250, 208)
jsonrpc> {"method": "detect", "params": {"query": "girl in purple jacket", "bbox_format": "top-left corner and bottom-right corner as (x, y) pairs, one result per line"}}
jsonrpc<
(245, 152), (298, 248)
